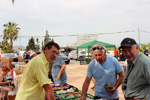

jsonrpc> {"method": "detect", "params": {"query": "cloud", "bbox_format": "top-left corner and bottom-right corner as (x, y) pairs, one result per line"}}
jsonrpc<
(1, 0), (150, 47)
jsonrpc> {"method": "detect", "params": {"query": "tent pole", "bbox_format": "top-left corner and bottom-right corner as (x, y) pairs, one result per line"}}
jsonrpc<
(115, 46), (117, 58)
(88, 47), (89, 63)
(77, 49), (78, 59)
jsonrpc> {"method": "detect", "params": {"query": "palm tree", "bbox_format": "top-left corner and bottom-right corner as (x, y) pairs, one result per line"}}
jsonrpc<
(0, 41), (11, 53)
(3, 22), (20, 50)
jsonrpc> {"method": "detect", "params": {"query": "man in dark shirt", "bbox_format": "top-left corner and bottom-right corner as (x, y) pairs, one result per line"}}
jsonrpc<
(144, 47), (149, 56)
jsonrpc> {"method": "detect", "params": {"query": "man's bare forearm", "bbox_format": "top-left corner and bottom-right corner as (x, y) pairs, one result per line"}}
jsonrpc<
(43, 84), (55, 100)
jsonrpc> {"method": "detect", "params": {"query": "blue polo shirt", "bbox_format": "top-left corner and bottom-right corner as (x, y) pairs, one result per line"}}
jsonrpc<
(87, 56), (123, 99)
(52, 56), (67, 85)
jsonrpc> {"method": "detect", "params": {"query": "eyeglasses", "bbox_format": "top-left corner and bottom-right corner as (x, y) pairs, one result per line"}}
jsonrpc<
(92, 46), (104, 51)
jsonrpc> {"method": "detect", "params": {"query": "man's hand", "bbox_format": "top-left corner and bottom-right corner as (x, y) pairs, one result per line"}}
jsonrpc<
(79, 95), (86, 100)
(57, 74), (60, 80)
(106, 87), (116, 94)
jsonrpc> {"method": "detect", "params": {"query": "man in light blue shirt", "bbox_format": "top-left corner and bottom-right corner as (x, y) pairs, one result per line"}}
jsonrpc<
(80, 43), (124, 100)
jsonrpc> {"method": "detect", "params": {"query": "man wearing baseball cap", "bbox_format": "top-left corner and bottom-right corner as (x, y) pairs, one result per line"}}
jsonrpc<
(120, 37), (150, 100)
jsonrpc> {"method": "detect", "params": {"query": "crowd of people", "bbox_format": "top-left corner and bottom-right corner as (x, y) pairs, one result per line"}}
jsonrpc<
(114, 48), (126, 61)
(0, 37), (150, 100)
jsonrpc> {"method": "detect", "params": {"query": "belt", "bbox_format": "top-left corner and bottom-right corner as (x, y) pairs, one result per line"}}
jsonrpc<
(125, 97), (146, 100)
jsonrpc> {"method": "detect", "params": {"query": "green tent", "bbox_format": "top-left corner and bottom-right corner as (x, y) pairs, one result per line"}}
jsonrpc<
(77, 40), (116, 62)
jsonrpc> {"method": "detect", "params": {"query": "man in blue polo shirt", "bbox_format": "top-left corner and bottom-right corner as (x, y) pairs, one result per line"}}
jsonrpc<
(80, 43), (124, 100)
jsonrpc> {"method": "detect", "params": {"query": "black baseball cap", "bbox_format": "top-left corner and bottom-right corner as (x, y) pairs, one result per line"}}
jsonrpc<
(119, 37), (137, 50)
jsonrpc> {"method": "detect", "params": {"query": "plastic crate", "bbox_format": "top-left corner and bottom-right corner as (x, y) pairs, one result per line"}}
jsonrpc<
(54, 89), (94, 100)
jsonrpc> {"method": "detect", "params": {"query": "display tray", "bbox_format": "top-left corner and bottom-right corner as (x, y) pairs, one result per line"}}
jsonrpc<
(54, 85), (78, 94)
(52, 83), (70, 91)
(54, 86), (94, 100)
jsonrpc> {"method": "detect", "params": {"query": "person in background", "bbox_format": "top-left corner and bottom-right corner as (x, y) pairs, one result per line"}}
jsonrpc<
(120, 37), (150, 100)
(118, 48), (126, 61)
(23, 51), (30, 63)
(15, 42), (60, 100)
(0, 66), (14, 99)
(114, 49), (119, 58)
(52, 54), (67, 86)
(144, 47), (149, 56)
(36, 49), (41, 55)
(13, 51), (19, 62)
(80, 43), (124, 100)
(29, 51), (36, 60)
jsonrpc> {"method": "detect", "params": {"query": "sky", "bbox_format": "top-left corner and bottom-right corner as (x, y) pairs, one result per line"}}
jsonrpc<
(1, 0), (150, 48)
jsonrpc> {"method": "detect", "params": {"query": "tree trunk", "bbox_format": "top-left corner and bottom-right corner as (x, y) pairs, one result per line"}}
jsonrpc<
(10, 38), (13, 50)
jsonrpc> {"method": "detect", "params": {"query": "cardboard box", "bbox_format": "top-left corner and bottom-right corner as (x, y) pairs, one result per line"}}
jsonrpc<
(1, 57), (11, 68)
(7, 95), (16, 100)
(1, 57), (23, 69)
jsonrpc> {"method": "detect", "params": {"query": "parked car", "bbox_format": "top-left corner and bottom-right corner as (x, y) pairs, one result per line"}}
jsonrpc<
(85, 52), (92, 57)
(106, 50), (114, 57)
(68, 50), (76, 60)
(1, 53), (15, 58)
(59, 52), (70, 64)
(68, 50), (86, 60)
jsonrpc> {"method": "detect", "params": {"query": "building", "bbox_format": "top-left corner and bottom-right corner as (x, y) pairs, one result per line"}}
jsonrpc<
(77, 35), (98, 46)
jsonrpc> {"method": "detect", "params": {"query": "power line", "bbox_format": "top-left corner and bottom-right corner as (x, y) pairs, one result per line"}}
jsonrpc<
(140, 30), (150, 33)
(0, 30), (150, 39)
(0, 30), (138, 38)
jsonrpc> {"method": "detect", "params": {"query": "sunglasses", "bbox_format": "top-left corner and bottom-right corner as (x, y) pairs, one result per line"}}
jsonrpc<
(92, 46), (104, 51)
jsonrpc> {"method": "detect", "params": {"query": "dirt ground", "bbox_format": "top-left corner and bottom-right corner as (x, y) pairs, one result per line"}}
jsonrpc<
(66, 64), (125, 100)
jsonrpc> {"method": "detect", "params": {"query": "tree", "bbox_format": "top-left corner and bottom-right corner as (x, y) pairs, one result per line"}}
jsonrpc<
(51, 38), (54, 42)
(35, 38), (40, 50)
(3, 22), (20, 51)
(44, 30), (54, 46)
(42, 41), (44, 50)
(44, 30), (51, 46)
(0, 41), (13, 53)
(26, 37), (36, 51)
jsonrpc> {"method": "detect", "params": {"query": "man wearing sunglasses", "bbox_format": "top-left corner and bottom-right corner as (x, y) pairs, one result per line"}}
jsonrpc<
(80, 43), (124, 100)
(120, 37), (150, 100)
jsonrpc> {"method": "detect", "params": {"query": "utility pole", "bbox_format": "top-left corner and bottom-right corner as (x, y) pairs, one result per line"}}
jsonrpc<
(20, 30), (21, 50)
(138, 27), (140, 45)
